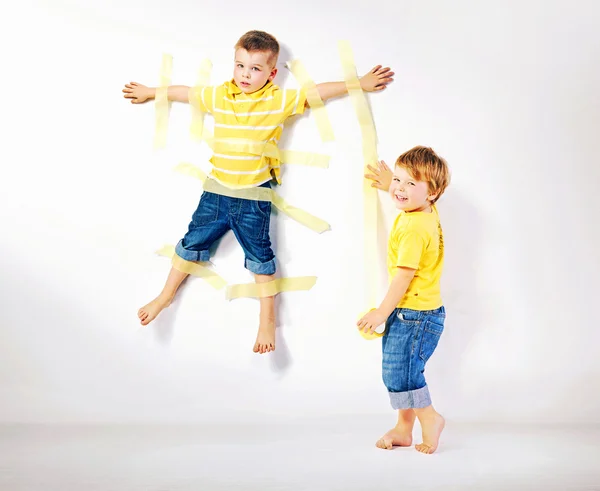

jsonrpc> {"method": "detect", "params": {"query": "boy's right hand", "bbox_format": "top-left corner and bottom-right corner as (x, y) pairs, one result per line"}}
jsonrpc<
(365, 160), (393, 192)
(122, 82), (153, 104)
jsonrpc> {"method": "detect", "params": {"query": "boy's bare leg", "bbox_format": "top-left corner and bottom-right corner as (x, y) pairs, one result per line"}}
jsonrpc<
(376, 409), (416, 450)
(252, 273), (276, 354)
(413, 405), (445, 454)
(138, 267), (189, 326)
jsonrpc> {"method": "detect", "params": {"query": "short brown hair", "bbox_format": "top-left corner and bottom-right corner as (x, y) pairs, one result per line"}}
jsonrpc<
(395, 146), (450, 204)
(235, 30), (280, 66)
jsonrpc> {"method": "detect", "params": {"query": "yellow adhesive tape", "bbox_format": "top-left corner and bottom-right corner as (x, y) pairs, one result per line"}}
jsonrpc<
(155, 244), (227, 290)
(357, 308), (386, 340)
(174, 162), (330, 234)
(154, 53), (173, 149)
(190, 59), (212, 141)
(226, 276), (317, 300)
(337, 41), (382, 340)
(287, 59), (335, 142)
(198, 126), (330, 169)
(337, 41), (378, 164)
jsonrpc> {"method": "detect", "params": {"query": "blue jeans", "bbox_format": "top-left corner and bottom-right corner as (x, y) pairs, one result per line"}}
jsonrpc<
(175, 182), (276, 275)
(382, 306), (445, 409)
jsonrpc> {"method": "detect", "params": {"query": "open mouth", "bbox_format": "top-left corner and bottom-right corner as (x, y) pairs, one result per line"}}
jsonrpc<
(394, 194), (408, 202)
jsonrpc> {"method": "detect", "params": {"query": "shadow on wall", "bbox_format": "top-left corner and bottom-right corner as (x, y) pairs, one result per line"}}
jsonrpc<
(433, 189), (484, 408)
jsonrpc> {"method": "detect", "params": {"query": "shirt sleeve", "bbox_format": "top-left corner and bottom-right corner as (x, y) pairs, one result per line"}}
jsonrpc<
(188, 85), (216, 113)
(395, 231), (427, 270)
(283, 88), (308, 117)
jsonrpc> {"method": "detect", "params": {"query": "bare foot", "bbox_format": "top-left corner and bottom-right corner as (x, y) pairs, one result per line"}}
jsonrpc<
(253, 319), (275, 354)
(375, 427), (413, 450)
(137, 294), (172, 326)
(415, 413), (445, 454)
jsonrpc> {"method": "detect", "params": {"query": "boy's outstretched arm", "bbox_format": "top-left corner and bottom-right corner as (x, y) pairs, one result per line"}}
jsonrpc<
(122, 82), (190, 104)
(311, 65), (394, 104)
(357, 267), (416, 334)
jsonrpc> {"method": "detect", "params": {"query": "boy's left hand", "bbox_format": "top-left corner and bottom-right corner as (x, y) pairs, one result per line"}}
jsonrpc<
(360, 66), (395, 92)
(357, 309), (387, 334)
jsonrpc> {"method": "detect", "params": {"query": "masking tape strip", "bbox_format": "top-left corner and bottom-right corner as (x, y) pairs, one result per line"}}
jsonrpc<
(175, 162), (330, 234)
(287, 59), (335, 142)
(156, 244), (227, 289)
(198, 126), (330, 169)
(337, 41), (378, 164)
(190, 59), (212, 141)
(338, 41), (382, 339)
(207, 137), (330, 168)
(154, 53), (173, 149)
(226, 276), (317, 300)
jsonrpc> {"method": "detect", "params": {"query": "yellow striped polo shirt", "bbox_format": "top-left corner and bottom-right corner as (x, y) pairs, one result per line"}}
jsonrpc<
(189, 80), (308, 188)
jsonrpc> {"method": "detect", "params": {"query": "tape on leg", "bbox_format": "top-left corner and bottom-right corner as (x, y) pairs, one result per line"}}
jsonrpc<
(174, 163), (331, 234)
(287, 59), (335, 142)
(226, 276), (317, 300)
(155, 244), (227, 290)
(154, 53), (173, 149)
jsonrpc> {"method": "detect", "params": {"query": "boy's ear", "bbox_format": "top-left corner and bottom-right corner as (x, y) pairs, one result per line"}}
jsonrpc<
(427, 192), (439, 202)
(269, 67), (278, 81)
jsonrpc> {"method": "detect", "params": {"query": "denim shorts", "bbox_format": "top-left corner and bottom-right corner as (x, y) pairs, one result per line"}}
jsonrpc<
(175, 181), (275, 275)
(381, 306), (445, 409)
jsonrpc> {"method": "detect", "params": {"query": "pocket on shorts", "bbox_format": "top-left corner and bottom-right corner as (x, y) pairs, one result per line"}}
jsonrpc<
(397, 308), (420, 324)
(253, 199), (271, 219)
(192, 192), (220, 226)
(241, 199), (271, 240)
(419, 320), (444, 363)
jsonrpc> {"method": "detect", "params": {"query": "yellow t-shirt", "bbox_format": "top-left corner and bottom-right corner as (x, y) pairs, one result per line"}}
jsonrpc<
(189, 80), (307, 188)
(387, 205), (444, 310)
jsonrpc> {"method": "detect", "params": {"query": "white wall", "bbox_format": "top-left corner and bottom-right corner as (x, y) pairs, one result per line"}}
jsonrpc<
(1, 0), (599, 424)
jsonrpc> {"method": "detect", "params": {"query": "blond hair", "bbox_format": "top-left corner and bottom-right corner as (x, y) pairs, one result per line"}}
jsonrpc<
(234, 30), (280, 67)
(396, 146), (450, 204)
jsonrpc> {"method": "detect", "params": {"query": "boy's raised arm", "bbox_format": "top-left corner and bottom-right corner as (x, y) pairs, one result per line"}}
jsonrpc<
(311, 65), (394, 104)
(122, 82), (191, 104)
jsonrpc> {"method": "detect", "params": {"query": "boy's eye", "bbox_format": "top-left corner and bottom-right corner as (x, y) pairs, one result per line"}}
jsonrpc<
(393, 178), (400, 182)
(408, 182), (416, 186)
(252, 67), (260, 71)
(237, 64), (243, 68)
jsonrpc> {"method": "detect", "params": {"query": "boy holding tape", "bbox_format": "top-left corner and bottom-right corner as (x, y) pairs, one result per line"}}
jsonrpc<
(358, 146), (450, 454)
(123, 30), (393, 354)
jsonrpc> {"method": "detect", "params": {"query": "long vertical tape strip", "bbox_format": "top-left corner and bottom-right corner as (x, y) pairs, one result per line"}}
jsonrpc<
(154, 53), (173, 149)
(287, 59), (335, 142)
(337, 41), (383, 340)
(174, 162), (330, 234)
(190, 59), (212, 141)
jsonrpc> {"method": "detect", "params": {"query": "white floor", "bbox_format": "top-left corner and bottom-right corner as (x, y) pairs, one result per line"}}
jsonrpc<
(1, 419), (598, 491)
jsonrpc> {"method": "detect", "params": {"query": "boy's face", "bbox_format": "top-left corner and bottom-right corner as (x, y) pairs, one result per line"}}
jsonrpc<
(233, 48), (277, 94)
(389, 166), (436, 212)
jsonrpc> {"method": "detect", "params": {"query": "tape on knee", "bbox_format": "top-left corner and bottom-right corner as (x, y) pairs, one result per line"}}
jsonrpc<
(156, 244), (227, 289)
